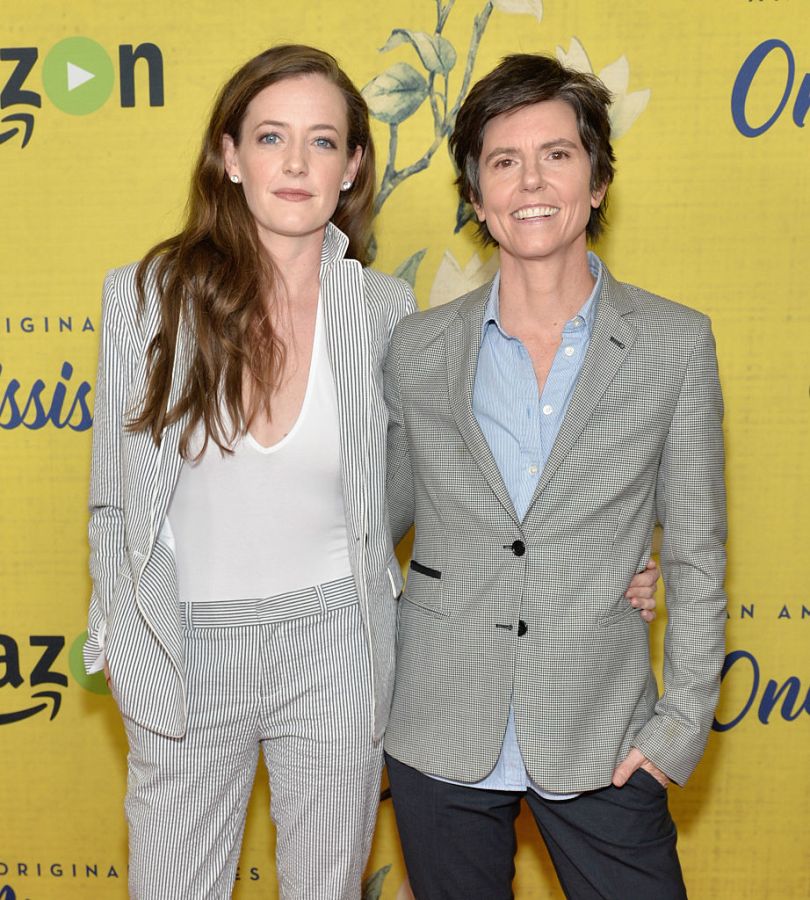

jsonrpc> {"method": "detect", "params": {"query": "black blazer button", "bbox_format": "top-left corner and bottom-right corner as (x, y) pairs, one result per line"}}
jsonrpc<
(511, 540), (525, 557)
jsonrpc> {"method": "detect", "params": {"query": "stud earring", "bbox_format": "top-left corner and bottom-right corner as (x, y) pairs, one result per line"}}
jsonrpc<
(340, 180), (352, 191)
(230, 174), (240, 184)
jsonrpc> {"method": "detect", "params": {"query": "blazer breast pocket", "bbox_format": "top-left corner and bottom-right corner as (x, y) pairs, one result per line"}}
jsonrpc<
(403, 559), (445, 617)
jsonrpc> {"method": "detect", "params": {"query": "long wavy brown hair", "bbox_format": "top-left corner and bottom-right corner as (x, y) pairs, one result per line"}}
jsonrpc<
(128, 45), (376, 457)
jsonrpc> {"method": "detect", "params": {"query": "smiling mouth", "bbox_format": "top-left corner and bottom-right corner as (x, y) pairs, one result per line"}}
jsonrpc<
(512, 205), (559, 220)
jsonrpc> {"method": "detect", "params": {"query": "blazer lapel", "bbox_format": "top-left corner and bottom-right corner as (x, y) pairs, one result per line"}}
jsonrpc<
(534, 268), (638, 497)
(150, 311), (194, 533)
(124, 290), (191, 563)
(125, 303), (194, 675)
(446, 283), (520, 524)
(320, 229), (369, 562)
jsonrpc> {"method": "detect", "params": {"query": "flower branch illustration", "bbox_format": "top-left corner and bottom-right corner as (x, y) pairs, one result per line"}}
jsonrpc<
(362, 0), (543, 280)
(362, 1), (650, 303)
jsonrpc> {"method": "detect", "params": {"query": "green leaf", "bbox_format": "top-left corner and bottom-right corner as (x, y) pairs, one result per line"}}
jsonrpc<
(380, 30), (457, 75)
(392, 248), (427, 288)
(362, 63), (429, 125)
(361, 864), (391, 900)
(454, 199), (476, 234)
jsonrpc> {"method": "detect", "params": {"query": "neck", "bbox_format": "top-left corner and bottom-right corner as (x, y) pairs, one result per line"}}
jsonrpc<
(259, 228), (326, 305)
(498, 246), (595, 331)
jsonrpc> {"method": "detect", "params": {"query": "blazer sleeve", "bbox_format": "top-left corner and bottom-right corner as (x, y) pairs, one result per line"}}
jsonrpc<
(84, 270), (135, 673)
(632, 317), (727, 785)
(385, 316), (416, 548)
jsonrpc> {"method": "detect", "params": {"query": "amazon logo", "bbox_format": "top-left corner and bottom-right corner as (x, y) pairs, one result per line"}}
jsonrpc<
(1, 37), (164, 149)
(0, 635), (67, 724)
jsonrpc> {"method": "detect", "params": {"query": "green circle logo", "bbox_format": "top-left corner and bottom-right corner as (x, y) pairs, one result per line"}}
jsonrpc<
(69, 631), (110, 695)
(42, 37), (114, 115)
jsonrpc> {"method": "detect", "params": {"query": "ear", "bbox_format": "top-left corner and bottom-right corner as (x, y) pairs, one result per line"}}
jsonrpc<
(591, 181), (608, 208)
(344, 145), (363, 184)
(472, 195), (486, 223)
(222, 134), (238, 180)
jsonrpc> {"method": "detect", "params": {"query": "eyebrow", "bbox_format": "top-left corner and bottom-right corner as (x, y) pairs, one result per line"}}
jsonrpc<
(252, 119), (340, 133)
(483, 137), (578, 164)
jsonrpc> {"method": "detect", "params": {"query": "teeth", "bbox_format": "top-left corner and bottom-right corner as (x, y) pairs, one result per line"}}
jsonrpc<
(513, 206), (559, 219)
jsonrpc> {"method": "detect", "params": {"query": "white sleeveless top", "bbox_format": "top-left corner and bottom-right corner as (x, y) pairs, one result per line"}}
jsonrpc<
(167, 297), (353, 603)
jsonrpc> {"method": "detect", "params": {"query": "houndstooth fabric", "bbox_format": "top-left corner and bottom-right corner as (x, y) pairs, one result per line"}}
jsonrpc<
(384, 263), (726, 791)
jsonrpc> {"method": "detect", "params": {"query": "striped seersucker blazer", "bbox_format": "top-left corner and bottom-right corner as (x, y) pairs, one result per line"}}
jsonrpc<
(383, 262), (727, 791)
(84, 224), (415, 739)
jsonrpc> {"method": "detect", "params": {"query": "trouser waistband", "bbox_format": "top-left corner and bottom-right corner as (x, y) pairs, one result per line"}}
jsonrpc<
(179, 575), (358, 628)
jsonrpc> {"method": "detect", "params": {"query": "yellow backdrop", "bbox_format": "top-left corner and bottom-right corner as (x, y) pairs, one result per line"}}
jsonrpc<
(1, 1), (808, 897)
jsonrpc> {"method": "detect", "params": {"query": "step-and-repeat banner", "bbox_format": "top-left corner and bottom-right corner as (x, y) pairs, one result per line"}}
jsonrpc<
(1, 1), (807, 897)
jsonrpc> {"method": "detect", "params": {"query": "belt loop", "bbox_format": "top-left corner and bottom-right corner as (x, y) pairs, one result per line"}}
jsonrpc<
(314, 583), (328, 617)
(183, 601), (194, 630)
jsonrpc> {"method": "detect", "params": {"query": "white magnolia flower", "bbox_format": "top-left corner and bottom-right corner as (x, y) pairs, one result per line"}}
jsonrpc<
(556, 37), (650, 139)
(493, 0), (542, 22)
(428, 250), (500, 309)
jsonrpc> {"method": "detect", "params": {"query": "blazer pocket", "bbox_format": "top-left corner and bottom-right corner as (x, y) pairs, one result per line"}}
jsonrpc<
(403, 560), (445, 617)
(409, 560), (441, 580)
(598, 600), (642, 628)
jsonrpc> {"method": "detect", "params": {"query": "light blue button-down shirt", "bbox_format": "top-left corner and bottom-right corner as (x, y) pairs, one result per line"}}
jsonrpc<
(437, 253), (602, 797)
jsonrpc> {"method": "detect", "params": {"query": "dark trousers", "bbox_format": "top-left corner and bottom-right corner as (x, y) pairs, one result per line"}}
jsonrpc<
(385, 753), (687, 900)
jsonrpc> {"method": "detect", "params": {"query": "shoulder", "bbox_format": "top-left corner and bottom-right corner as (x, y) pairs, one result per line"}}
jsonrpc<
(603, 267), (713, 343)
(100, 259), (161, 346)
(361, 266), (417, 330)
(392, 281), (489, 350)
(625, 283), (709, 329)
(362, 267), (415, 309)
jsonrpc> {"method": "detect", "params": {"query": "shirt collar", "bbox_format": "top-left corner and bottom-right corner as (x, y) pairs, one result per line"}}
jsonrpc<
(482, 251), (603, 341)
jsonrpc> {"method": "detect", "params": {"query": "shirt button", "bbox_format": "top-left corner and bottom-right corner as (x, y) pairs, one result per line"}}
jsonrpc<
(564, 346), (575, 357)
(573, 317), (583, 328)
(528, 464), (538, 475)
(542, 404), (553, 415)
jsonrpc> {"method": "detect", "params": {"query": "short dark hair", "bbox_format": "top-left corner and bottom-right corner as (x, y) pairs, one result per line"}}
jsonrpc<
(449, 53), (615, 243)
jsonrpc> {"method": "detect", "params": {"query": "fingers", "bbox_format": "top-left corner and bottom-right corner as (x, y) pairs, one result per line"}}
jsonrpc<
(625, 560), (660, 617)
(612, 747), (644, 787)
(628, 559), (659, 589)
(640, 759), (671, 789)
(627, 591), (656, 610)
(613, 749), (671, 789)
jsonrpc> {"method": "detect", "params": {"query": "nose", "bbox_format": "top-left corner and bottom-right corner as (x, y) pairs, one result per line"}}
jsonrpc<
(521, 157), (545, 191)
(283, 139), (307, 176)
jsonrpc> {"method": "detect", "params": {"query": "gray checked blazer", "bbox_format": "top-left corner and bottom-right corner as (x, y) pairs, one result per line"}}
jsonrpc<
(84, 224), (415, 740)
(384, 262), (726, 790)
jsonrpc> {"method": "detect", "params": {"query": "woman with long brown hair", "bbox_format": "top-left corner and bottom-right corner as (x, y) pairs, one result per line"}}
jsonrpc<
(84, 44), (414, 898)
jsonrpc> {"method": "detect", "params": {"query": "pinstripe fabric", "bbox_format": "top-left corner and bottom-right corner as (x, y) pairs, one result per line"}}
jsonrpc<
(384, 261), (726, 791)
(178, 576), (358, 627)
(85, 223), (416, 742)
(123, 597), (380, 900)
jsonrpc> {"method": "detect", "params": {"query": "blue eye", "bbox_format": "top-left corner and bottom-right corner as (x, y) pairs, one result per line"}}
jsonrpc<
(314, 136), (337, 149)
(259, 132), (281, 144)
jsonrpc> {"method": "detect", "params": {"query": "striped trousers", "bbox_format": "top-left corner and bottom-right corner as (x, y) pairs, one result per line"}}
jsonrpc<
(121, 576), (382, 899)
